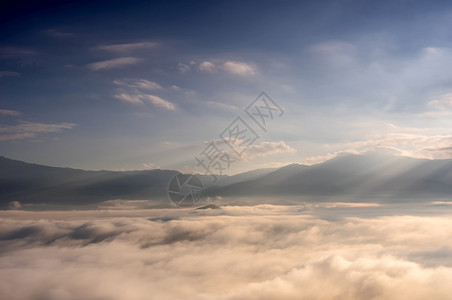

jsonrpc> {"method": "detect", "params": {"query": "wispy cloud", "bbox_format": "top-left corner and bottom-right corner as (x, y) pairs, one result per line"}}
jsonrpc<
(87, 57), (141, 71)
(43, 29), (74, 38)
(116, 93), (175, 110)
(114, 93), (143, 104)
(0, 47), (38, 65)
(198, 60), (257, 76)
(142, 162), (160, 169)
(0, 122), (75, 134)
(0, 47), (36, 59)
(96, 42), (159, 53)
(243, 141), (296, 160)
(114, 79), (162, 91)
(221, 61), (257, 76)
(141, 94), (176, 110)
(310, 40), (355, 55)
(305, 132), (452, 165)
(204, 140), (295, 161)
(0, 109), (20, 116)
(0, 71), (20, 78)
(178, 62), (191, 72)
(113, 79), (175, 110)
(199, 61), (216, 72)
(206, 101), (238, 112)
(0, 121), (76, 142)
(427, 93), (452, 111)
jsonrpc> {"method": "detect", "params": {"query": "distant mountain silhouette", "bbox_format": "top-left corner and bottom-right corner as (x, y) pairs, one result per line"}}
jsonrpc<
(1, 152), (451, 208)
(207, 152), (452, 200)
(0, 156), (178, 208)
(0, 156), (273, 208)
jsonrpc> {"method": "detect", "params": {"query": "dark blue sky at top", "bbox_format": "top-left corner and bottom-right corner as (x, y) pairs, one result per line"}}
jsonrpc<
(3, 0), (452, 53)
(1, 0), (452, 171)
(0, 0), (449, 111)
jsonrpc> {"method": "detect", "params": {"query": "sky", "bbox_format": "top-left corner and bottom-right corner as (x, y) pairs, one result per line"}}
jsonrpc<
(1, 0), (452, 173)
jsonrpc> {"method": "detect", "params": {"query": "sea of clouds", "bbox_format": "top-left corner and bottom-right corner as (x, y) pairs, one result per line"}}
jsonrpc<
(1, 203), (452, 300)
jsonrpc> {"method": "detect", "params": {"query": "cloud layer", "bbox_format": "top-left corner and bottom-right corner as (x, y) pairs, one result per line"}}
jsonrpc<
(87, 57), (141, 71)
(0, 71), (20, 77)
(113, 79), (176, 110)
(96, 42), (159, 53)
(0, 121), (75, 141)
(198, 60), (257, 76)
(1, 205), (452, 300)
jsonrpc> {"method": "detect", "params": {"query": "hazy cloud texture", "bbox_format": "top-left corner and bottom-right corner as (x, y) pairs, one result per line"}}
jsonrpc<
(1, 205), (452, 299)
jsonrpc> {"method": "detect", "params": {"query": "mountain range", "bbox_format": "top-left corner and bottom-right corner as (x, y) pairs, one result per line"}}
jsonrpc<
(0, 152), (451, 209)
(208, 152), (452, 200)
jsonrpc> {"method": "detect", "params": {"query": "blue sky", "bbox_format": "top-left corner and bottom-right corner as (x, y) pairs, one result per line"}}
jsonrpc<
(1, 0), (452, 173)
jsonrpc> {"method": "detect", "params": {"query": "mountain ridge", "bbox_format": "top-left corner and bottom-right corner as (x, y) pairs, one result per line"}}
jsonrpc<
(207, 152), (452, 199)
(1, 152), (451, 208)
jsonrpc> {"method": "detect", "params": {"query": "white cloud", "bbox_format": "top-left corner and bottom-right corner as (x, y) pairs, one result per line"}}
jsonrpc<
(0, 121), (76, 141)
(199, 140), (295, 165)
(114, 92), (175, 109)
(242, 141), (296, 160)
(305, 151), (351, 165)
(114, 79), (162, 91)
(427, 93), (452, 111)
(415, 92), (452, 117)
(87, 57), (141, 71)
(113, 79), (175, 110)
(199, 61), (216, 72)
(134, 79), (162, 90)
(1, 207), (452, 299)
(178, 63), (191, 72)
(198, 60), (257, 76)
(304, 133), (452, 165)
(206, 101), (238, 112)
(0, 71), (20, 77)
(142, 162), (160, 169)
(8, 201), (21, 210)
(0, 109), (20, 116)
(96, 42), (159, 53)
(0, 122), (75, 134)
(253, 161), (301, 169)
(141, 94), (176, 110)
(221, 61), (257, 76)
(114, 93), (143, 104)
